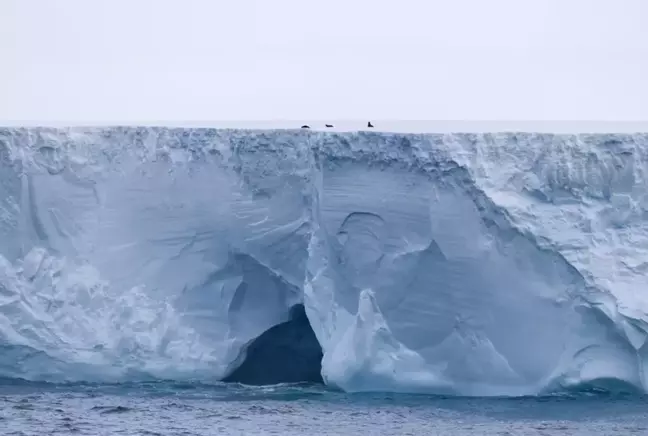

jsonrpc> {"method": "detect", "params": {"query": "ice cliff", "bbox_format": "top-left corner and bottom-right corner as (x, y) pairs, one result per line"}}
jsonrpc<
(1, 126), (648, 396)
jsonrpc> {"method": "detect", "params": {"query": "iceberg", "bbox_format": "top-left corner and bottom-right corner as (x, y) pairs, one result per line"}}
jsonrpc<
(1, 126), (648, 396)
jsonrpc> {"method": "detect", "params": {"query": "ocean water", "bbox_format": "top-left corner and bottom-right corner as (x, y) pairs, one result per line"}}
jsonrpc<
(1, 380), (648, 435)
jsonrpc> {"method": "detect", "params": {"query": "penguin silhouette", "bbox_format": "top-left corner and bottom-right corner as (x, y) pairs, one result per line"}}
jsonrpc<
(301, 125), (310, 129)
(367, 121), (374, 128)
(325, 124), (334, 128)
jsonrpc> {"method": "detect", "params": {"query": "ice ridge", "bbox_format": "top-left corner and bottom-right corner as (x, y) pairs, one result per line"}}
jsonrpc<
(1, 127), (648, 396)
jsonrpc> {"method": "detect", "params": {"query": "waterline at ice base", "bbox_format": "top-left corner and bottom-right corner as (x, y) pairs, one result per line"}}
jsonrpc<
(2, 126), (648, 397)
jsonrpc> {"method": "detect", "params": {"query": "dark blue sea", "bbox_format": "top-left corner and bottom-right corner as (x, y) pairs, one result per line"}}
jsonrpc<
(1, 380), (647, 435)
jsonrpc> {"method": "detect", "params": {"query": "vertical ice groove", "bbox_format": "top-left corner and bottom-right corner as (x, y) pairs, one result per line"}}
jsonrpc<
(0, 127), (648, 395)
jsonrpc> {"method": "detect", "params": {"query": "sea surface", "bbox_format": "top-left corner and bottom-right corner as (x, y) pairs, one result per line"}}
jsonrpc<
(1, 380), (647, 435)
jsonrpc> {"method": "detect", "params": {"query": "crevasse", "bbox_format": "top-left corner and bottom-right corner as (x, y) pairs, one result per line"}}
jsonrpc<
(1, 127), (648, 396)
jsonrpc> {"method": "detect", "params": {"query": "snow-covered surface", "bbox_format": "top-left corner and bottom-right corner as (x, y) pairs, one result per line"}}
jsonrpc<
(1, 126), (648, 396)
(3, 120), (648, 133)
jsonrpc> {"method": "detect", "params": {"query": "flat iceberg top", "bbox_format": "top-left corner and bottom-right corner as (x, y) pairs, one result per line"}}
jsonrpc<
(3, 120), (648, 133)
(1, 126), (648, 396)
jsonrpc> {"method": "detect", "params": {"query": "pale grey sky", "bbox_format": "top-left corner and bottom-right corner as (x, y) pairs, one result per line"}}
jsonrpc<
(1, 0), (647, 123)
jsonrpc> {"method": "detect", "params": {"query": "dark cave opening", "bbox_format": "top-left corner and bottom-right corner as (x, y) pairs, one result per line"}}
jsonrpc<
(222, 304), (324, 385)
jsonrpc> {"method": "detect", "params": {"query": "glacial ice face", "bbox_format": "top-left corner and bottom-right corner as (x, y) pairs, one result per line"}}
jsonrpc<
(1, 127), (648, 395)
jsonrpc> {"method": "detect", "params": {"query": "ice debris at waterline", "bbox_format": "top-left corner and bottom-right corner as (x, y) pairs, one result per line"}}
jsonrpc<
(1, 127), (648, 396)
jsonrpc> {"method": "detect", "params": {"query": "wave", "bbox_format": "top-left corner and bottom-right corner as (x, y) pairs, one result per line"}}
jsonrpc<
(1, 127), (648, 396)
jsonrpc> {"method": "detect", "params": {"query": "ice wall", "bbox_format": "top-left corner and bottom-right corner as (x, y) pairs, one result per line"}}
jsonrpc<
(1, 127), (648, 395)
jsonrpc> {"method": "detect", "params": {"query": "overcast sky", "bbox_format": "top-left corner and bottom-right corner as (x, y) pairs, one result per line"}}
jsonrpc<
(1, 0), (647, 123)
